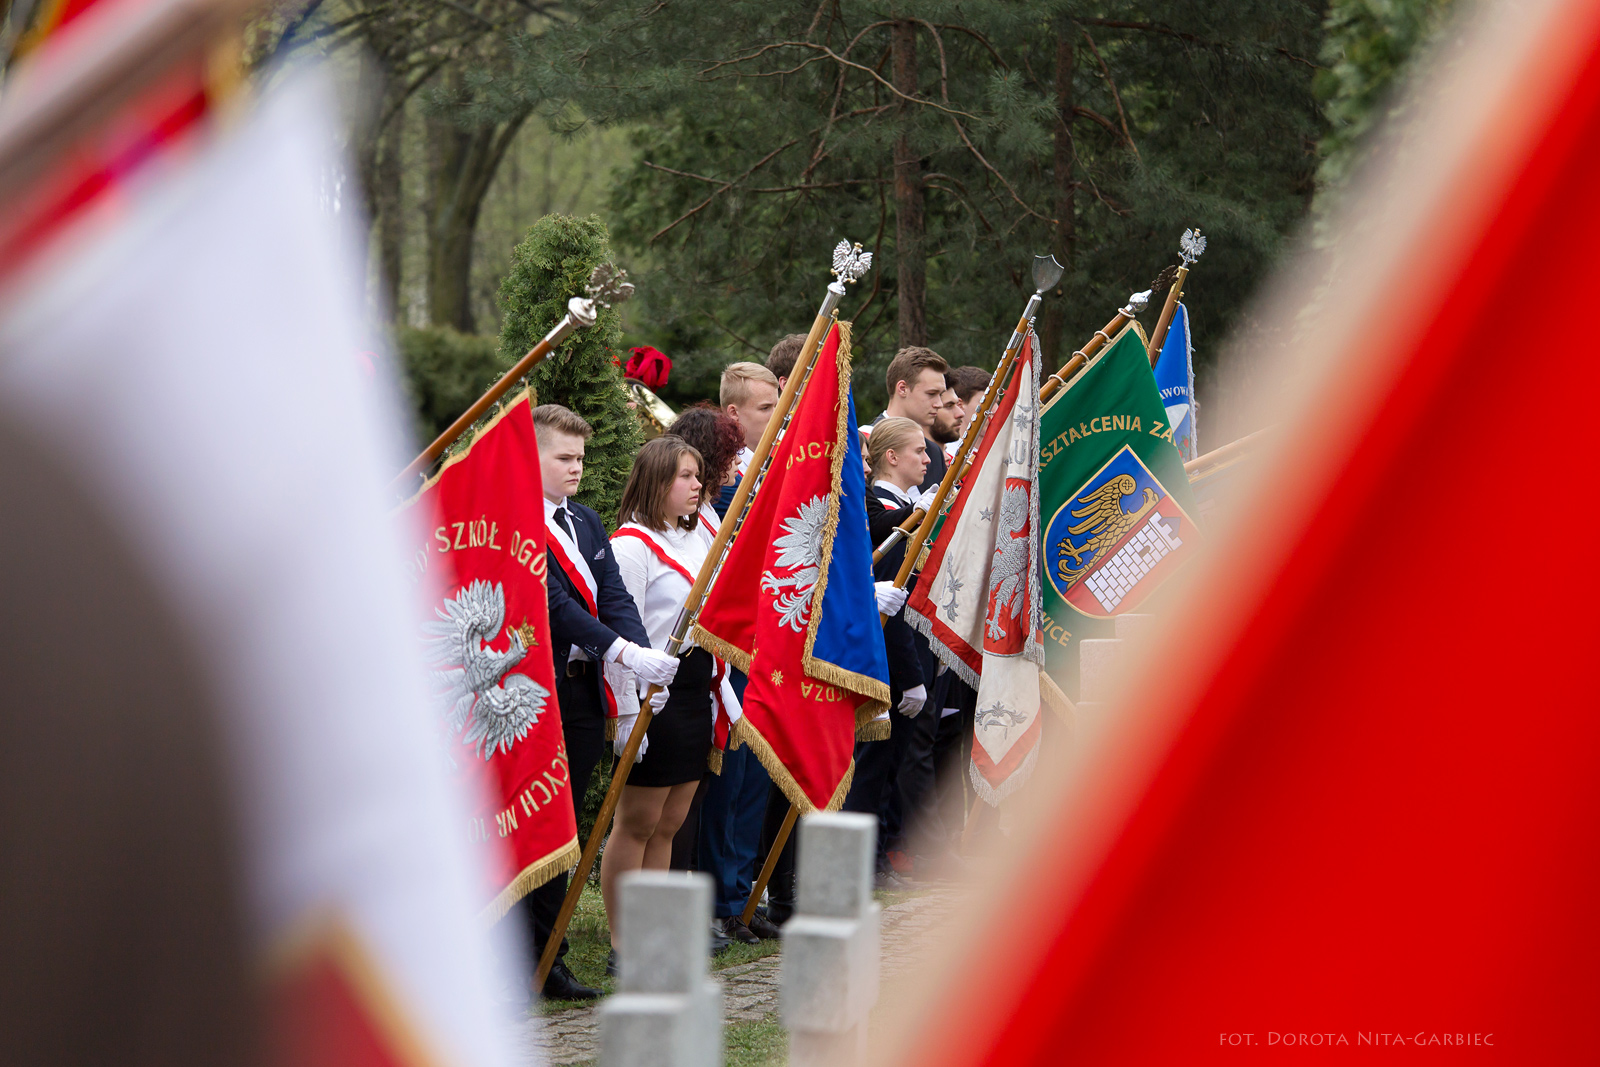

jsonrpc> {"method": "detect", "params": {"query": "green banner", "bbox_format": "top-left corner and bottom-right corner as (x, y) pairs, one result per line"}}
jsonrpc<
(1038, 327), (1200, 697)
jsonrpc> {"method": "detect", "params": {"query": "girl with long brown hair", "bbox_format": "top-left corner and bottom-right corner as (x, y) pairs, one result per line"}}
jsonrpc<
(601, 435), (739, 971)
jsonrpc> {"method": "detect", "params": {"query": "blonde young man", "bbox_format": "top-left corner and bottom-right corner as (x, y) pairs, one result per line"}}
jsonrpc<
(716, 362), (780, 516)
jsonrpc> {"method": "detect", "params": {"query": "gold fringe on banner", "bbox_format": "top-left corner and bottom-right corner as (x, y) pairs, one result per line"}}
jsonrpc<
(690, 626), (752, 675)
(798, 321), (892, 715)
(857, 715), (892, 742)
(1041, 672), (1075, 720)
(731, 716), (855, 815)
(478, 836), (582, 924)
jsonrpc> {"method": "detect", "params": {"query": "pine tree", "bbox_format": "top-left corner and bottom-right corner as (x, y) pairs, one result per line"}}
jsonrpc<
(497, 213), (643, 526)
(1313, 0), (1460, 215)
(528, 1), (1327, 404)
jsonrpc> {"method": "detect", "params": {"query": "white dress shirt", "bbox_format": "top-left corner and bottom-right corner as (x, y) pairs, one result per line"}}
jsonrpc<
(873, 478), (915, 507)
(611, 522), (708, 653)
(608, 519), (740, 725)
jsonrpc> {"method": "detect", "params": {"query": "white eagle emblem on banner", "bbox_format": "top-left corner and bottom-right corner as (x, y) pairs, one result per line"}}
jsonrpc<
(761, 494), (827, 631)
(422, 579), (549, 760)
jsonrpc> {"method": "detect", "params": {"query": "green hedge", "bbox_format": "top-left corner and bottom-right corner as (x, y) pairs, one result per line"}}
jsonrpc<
(395, 325), (508, 447)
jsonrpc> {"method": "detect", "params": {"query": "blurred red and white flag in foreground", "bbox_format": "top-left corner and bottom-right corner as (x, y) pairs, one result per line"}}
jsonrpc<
(0, 31), (525, 1067)
(886, 0), (1600, 1062)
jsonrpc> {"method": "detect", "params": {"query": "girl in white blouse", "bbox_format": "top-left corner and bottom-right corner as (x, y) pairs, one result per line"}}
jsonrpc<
(601, 435), (737, 966)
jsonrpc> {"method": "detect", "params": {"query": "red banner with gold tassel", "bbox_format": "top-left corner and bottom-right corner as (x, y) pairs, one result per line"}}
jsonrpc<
(401, 389), (578, 919)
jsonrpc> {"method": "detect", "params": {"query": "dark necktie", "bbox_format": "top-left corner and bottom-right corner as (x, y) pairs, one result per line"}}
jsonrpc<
(553, 506), (574, 541)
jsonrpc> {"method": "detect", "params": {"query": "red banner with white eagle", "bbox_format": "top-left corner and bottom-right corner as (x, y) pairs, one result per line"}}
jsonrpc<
(400, 389), (579, 919)
(693, 321), (889, 812)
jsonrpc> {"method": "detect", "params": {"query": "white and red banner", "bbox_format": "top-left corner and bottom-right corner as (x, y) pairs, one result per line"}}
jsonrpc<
(906, 333), (1047, 804)
(402, 390), (580, 919)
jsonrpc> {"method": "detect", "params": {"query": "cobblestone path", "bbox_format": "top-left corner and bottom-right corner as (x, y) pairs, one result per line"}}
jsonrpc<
(521, 885), (966, 1066)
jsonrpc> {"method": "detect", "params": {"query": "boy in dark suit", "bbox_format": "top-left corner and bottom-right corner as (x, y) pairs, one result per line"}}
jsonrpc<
(517, 404), (677, 1001)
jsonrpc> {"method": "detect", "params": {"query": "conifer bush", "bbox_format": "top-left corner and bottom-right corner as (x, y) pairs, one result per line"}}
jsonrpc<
(497, 214), (642, 526)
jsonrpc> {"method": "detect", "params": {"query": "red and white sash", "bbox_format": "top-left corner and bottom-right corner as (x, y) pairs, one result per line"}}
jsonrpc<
(545, 504), (617, 719)
(612, 522), (742, 751)
(697, 502), (721, 541)
(545, 507), (598, 611)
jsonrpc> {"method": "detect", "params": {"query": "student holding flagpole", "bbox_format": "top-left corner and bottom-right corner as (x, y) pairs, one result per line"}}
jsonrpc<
(605, 435), (742, 972)
(844, 416), (932, 883)
(522, 404), (675, 1002)
(666, 404), (783, 945)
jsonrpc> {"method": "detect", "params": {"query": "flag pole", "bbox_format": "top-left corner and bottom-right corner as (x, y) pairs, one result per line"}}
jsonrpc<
(1038, 286), (1153, 404)
(1143, 228), (1207, 368)
(876, 256), (1065, 615)
(534, 240), (873, 991)
(740, 805), (799, 926)
(873, 282), (1154, 564)
(390, 265), (633, 491)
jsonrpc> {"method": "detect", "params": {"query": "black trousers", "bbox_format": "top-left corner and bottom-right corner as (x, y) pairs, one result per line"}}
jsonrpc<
(757, 778), (797, 918)
(932, 679), (977, 850)
(885, 701), (941, 856)
(516, 668), (606, 967)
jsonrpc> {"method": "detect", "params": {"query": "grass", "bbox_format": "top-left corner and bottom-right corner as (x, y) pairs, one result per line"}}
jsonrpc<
(539, 883), (784, 1013)
(725, 1017), (788, 1067)
(549, 882), (942, 1067)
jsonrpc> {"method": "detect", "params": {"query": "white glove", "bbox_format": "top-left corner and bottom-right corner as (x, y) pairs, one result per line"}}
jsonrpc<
(875, 581), (908, 616)
(647, 686), (669, 713)
(614, 714), (649, 762)
(620, 642), (680, 688)
(897, 683), (926, 717)
(911, 485), (938, 510)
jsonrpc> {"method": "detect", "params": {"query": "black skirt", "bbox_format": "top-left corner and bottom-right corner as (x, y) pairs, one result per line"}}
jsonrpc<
(628, 647), (715, 788)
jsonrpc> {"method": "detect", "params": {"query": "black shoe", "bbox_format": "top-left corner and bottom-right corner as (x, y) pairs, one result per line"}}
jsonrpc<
(541, 960), (600, 1001)
(763, 895), (796, 926)
(874, 869), (910, 891)
(708, 922), (732, 954)
(717, 916), (760, 945)
(746, 912), (782, 940)
(605, 948), (619, 978)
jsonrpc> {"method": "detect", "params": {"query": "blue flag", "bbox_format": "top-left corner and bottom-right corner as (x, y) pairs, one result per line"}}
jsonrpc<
(809, 388), (892, 693)
(1153, 302), (1198, 462)
(692, 322), (889, 811)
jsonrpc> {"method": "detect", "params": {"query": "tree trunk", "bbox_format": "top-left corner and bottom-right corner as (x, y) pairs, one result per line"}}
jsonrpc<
(891, 19), (926, 350)
(373, 116), (403, 320)
(425, 108), (530, 333)
(1039, 27), (1075, 376)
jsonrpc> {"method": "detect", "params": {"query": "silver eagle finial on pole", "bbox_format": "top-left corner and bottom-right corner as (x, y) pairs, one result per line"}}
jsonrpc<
(830, 240), (873, 294)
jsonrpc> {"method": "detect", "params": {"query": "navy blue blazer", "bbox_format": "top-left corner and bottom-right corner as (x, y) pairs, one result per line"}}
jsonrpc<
(867, 487), (926, 698)
(545, 499), (650, 712)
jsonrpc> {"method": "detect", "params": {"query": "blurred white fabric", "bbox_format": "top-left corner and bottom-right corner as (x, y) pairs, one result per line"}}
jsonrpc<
(0, 68), (523, 1067)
